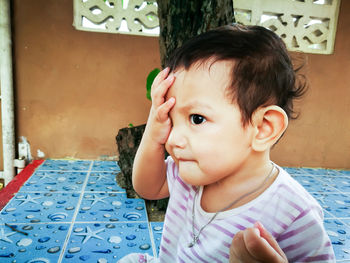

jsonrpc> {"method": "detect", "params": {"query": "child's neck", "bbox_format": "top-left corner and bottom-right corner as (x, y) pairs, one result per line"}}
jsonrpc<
(201, 155), (277, 213)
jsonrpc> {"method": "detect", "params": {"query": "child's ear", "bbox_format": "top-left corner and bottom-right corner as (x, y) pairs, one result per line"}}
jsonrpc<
(251, 106), (288, 152)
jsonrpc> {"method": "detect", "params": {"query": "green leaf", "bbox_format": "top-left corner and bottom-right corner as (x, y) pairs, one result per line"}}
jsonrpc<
(146, 68), (161, 101)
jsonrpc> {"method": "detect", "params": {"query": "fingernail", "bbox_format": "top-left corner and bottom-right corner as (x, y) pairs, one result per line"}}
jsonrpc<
(253, 226), (261, 236)
(254, 222), (265, 237)
(255, 221), (264, 229)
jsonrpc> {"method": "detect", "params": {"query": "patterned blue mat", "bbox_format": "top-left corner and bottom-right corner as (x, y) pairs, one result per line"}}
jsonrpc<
(0, 160), (348, 262)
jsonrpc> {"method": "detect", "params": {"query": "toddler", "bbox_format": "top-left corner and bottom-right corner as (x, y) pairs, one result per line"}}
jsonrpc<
(119, 24), (335, 262)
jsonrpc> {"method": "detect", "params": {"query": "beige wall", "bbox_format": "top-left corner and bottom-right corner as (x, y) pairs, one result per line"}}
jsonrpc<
(271, 0), (350, 169)
(12, 0), (350, 168)
(13, 0), (157, 160)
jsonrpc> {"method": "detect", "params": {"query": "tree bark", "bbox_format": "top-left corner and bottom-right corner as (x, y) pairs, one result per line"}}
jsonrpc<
(157, 0), (235, 68)
(116, 124), (146, 198)
(116, 1), (235, 217)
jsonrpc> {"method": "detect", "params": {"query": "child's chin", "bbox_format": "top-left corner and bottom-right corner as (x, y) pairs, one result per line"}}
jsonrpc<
(180, 176), (200, 186)
(179, 169), (204, 186)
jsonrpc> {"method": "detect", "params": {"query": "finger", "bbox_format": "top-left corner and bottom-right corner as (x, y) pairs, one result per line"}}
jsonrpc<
(152, 73), (175, 106)
(254, 222), (287, 261)
(152, 67), (170, 88)
(230, 230), (256, 263)
(244, 224), (286, 262)
(156, 97), (176, 122)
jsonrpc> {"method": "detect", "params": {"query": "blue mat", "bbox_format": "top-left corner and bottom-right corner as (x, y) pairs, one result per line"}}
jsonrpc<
(0, 160), (349, 262)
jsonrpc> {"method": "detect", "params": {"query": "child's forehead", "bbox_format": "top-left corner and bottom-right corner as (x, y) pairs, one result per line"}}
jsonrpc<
(168, 60), (236, 103)
(171, 60), (234, 93)
(173, 59), (234, 76)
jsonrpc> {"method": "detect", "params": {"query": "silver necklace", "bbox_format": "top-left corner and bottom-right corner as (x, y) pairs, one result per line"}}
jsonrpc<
(188, 163), (276, 248)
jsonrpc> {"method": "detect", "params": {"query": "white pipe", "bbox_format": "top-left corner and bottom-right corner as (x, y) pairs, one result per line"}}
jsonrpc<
(0, 0), (15, 186)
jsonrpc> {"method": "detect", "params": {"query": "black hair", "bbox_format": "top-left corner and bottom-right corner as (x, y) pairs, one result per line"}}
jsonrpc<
(166, 24), (306, 125)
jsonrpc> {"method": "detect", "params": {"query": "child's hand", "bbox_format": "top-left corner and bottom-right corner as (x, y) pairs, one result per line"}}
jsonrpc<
(147, 67), (176, 145)
(229, 222), (288, 263)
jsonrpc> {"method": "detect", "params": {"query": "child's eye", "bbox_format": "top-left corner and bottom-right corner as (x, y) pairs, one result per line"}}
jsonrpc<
(190, 114), (206, 125)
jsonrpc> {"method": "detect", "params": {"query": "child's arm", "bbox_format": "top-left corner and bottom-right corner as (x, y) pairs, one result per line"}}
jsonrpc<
(230, 222), (288, 263)
(132, 68), (176, 200)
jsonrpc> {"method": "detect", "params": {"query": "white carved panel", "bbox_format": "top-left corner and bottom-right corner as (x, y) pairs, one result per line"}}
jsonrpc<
(73, 0), (159, 36)
(234, 0), (341, 54)
(73, 0), (340, 54)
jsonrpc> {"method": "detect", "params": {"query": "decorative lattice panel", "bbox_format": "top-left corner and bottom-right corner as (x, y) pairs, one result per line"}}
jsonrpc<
(73, 0), (340, 54)
(234, 0), (341, 54)
(73, 0), (159, 36)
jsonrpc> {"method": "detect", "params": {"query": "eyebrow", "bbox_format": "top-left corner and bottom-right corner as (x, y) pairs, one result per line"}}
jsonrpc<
(177, 101), (214, 112)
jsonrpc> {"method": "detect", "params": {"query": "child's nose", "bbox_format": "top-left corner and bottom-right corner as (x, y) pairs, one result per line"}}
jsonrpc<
(167, 126), (186, 149)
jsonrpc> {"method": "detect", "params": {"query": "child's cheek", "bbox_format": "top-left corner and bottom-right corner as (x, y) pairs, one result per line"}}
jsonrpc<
(165, 143), (177, 163)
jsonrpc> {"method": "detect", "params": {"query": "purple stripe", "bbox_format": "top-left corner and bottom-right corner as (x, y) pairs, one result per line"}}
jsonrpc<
(183, 194), (189, 202)
(195, 236), (229, 263)
(175, 190), (188, 203)
(169, 207), (185, 221)
(162, 236), (171, 244)
(160, 245), (175, 260)
(239, 212), (282, 238)
(165, 214), (176, 225)
(290, 251), (334, 262)
(257, 211), (289, 236)
(304, 254), (335, 262)
(171, 161), (175, 177)
(176, 175), (190, 192)
(282, 229), (319, 253)
(212, 223), (234, 238)
(250, 205), (292, 226)
(164, 221), (178, 240)
(278, 216), (316, 242)
(225, 220), (246, 231)
(256, 204), (291, 229)
(217, 248), (230, 259)
(239, 214), (256, 224)
(222, 240), (231, 248)
(250, 205), (296, 226)
(249, 206), (261, 214)
(275, 186), (304, 213)
(180, 248), (195, 262)
(196, 240), (223, 263)
(172, 161), (179, 179)
(294, 207), (311, 221)
(279, 208), (297, 222)
(190, 248), (210, 263)
(176, 201), (186, 212)
(289, 251), (311, 263)
(273, 218), (289, 231)
(165, 216), (190, 241)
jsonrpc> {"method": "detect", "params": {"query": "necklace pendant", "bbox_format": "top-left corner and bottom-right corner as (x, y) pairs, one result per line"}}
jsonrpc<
(188, 236), (198, 247)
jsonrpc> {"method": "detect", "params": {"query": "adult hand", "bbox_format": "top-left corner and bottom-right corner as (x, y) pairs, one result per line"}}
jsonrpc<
(230, 222), (288, 263)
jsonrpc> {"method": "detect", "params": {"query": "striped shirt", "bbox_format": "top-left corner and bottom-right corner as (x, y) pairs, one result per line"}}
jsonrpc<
(158, 157), (335, 262)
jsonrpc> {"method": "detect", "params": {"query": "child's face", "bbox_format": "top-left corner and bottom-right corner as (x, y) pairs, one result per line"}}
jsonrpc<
(165, 60), (255, 186)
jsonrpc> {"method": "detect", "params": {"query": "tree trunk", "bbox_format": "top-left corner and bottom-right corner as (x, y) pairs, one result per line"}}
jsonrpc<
(157, 0), (235, 68)
(116, 1), (235, 219)
(116, 124), (146, 198)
